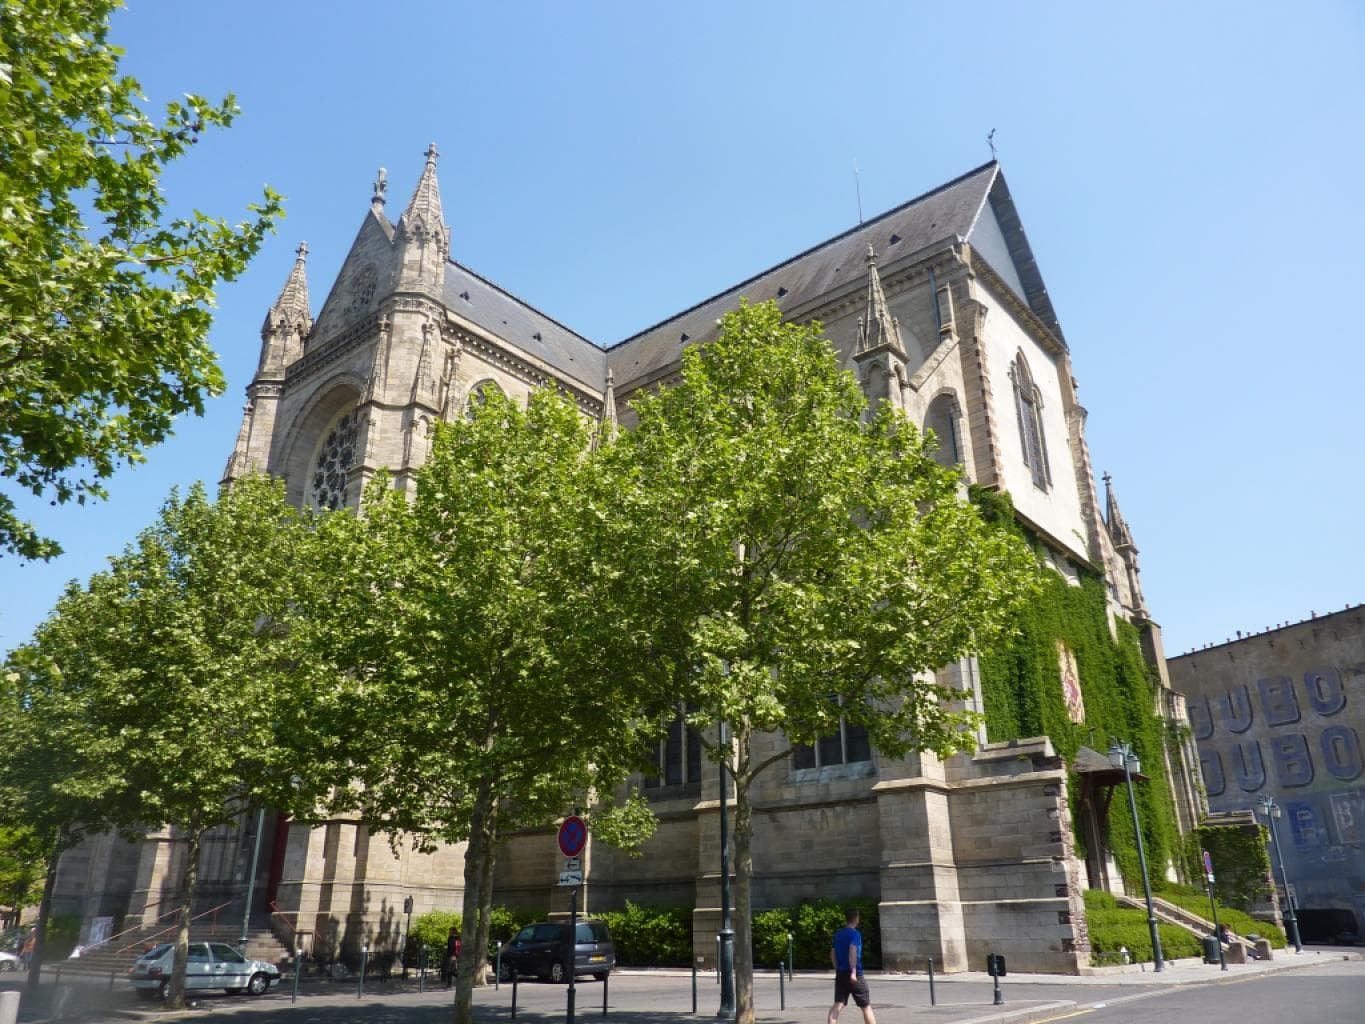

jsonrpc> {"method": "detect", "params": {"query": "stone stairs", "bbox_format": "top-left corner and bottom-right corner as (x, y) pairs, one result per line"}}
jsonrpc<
(1113, 894), (1245, 943)
(60, 925), (290, 979)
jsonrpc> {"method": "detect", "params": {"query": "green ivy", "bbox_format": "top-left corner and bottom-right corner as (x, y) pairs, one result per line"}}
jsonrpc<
(971, 487), (1183, 892)
(1082, 890), (1202, 962)
(1180, 825), (1274, 910)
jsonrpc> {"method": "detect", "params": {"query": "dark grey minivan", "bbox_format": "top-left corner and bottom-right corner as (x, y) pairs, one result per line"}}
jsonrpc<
(499, 920), (614, 982)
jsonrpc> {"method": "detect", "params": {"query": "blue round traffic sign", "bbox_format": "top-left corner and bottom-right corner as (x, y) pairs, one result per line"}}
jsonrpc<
(558, 815), (587, 857)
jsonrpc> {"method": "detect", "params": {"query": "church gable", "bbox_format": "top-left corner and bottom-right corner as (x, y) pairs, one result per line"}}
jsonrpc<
(308, 210), (397, 346)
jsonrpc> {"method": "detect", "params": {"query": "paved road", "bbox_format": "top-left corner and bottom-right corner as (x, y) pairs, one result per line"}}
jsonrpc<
(1034, 957), (1365, 1024)
(4, 952), (1362, 1024)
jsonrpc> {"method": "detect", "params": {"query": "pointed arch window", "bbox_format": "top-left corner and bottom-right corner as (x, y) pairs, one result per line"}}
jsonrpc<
(923, 392), (962, 468)
(465, 379), (504, 418)
(306, 406), (359, 511)
(1009, 354), (1051, 489)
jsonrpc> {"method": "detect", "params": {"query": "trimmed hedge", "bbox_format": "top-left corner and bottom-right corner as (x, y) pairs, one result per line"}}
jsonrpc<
(597, 903), (692, 966)
(1084, 890), (1201, 963)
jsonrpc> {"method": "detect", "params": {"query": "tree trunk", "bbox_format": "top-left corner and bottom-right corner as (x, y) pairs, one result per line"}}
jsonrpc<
(471, 801), (499, 989)
(733, 720), (756, 1024)
(454, 780), (495, 1024)
(23, 831), (63, 998)
(166, 820), (202, 1010)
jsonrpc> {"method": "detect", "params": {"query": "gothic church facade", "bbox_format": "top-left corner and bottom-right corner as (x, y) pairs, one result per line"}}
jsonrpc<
(55, 149), (1200, 973)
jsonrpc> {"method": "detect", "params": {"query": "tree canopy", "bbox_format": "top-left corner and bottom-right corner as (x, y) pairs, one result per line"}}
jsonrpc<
(305, 389), (662, 1024)
(0, 0), (281, 559)
(2, 477), (325, 1005)
(602, 300), (1040, 1023)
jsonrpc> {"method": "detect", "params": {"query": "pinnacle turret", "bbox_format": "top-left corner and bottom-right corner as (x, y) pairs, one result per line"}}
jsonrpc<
(856, 246), (908, 360)
(263, 241), (312, 335)
(1103, 471), (1136, 551)
(396, 142), (450, 253)
(593, 370), (619, 450)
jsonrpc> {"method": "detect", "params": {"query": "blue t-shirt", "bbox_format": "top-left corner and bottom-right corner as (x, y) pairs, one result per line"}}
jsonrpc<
(832, 925), (863, 976)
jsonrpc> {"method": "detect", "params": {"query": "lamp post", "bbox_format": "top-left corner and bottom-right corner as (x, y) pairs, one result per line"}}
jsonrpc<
(1108, 740), (1164, 971)
(717, 720), (736, 1020)
(239, 806), (266, 954)
(1257, 796), (1303, 953)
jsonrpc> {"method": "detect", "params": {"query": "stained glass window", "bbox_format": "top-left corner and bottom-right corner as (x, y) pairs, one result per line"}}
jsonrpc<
(307, 409), (359, 511)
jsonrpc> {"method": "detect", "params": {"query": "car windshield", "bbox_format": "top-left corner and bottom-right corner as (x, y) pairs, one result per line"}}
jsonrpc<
(514, 926), (536, 943)
(140, 944), (173, 961)
(576, 923), (609, 943)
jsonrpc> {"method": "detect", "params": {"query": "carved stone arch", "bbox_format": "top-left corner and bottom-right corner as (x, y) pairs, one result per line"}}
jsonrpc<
(924, 388), (964, 468)
(278, 374), (366, 508)
(464, 377), (505, 418)
(404, 413), (433, 467)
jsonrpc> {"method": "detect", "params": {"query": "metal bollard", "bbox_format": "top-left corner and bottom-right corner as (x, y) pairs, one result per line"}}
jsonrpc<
(108, 968), (116, 991)
(511, 970), (519, 1020)
(692, 958), (699, 1013)
(419, 945), (426, 993)
(715, 936), (721, 983)
(358, 944), (368, 999)
(787, 934), (794, 980)
(927, 956), (935, 1006)
(992, 971), (1003, 1006)
(495, 941), (502, 991)
(602, 970), (609, 1017)
(293, 947), (303, 1003)
(779, 963), (785, 1010)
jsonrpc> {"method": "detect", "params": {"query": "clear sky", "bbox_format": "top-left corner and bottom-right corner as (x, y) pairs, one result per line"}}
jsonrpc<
(4, 1), (1364, 659)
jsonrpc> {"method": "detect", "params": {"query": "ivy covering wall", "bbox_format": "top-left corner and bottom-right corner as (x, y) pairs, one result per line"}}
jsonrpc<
(971, 487), (1183, 891)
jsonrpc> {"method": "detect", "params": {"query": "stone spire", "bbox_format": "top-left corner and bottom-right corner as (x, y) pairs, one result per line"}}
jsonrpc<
(593, 370), (619, 450)
(394, 144), (450, 293)
(1103, 471), (1136, 551)
(220, 399), (255, 485)
(256, 242), (311, 377)
(410, 319), (440, 408)
(263, 241), (312, 336)
(856, 245), (908, 360)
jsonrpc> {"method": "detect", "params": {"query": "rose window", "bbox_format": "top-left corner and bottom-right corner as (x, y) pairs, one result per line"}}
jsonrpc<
(307, 410), (359, 511)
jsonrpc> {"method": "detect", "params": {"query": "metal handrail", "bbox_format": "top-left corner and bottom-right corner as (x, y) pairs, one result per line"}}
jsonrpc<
(76, 896), (188, 957)
(98, 900), (236, 959)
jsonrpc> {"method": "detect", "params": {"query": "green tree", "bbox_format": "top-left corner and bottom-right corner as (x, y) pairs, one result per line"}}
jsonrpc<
(2, 478), (325, 1007)
(307, 389), (660, 1024)
(0, 0), (281, 559)
(0, 578), (146, 995)
(0, 826), (45, 927)
(604, 300), (1038, 1024)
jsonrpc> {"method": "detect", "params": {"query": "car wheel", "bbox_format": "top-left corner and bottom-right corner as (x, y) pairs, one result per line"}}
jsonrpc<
(247, 972), (271, 996)
(549, 960), (566, 984)
(0, 961), (14, 972)
(497, 960), (513, 982)
(156, 980), (170, 1001)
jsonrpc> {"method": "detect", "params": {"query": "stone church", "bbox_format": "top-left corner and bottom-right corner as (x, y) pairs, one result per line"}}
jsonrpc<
(53, 148), (1202, 973)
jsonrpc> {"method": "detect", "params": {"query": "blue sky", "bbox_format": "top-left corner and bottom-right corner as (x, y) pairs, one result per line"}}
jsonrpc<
(4, 1), (1364, 658)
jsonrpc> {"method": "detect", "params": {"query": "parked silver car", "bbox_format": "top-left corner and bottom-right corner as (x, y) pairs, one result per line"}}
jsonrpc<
(128, 942), (279, 999)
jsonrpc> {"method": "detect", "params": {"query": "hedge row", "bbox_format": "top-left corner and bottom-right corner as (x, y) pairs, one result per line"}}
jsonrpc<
(1084, 890), (1202, 962)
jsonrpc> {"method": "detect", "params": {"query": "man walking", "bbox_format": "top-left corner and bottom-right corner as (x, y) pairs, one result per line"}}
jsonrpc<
(828, 908), (876, 1024)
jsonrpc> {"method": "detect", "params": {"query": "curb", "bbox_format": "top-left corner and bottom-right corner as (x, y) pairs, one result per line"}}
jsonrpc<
(948, 1001), (1078, 1024)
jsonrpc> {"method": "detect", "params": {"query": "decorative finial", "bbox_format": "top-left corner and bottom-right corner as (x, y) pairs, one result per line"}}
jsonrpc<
(295, 241), (308, 262)
(606, 369), (615, 386)
(1102, 470), (1112, 487)
(865, 244), (877, 266)
(372, 167), (388, 206)
(425, 142), (439, 165)
(987, 128), (997, 160)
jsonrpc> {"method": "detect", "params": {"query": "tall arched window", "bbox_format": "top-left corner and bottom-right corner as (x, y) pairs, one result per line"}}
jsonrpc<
(1010, 353), (1051, 489)
(305, 406), (359, 511)
(923, 392), (962, 468)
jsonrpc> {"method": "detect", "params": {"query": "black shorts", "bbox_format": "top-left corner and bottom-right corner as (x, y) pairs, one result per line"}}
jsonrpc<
(834, 971), (870, 1008)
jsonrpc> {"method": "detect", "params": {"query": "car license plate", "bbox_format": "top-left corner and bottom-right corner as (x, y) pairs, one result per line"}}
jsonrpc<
(590, 955), (605, 962)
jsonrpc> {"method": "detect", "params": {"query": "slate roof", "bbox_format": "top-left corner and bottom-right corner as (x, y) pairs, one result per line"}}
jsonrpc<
(435, 161), (1059, 396)
(603, 162), (1066, 388)
(443, 261), (607, 392)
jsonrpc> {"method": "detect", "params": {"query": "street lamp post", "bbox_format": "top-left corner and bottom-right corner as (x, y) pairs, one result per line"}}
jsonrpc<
(1108, 740), (1164, 972)
(1257, 796), (1303, 953)
(240, 806), (266, 954)
(717, 720), (736, 1020)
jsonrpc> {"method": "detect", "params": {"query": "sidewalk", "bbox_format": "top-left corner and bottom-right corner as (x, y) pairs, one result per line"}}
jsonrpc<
(4, 947), (1359, 1024)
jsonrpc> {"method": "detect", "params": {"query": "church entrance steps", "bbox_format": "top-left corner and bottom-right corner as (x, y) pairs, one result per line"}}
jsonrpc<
(1112, 894), (1246, 944)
